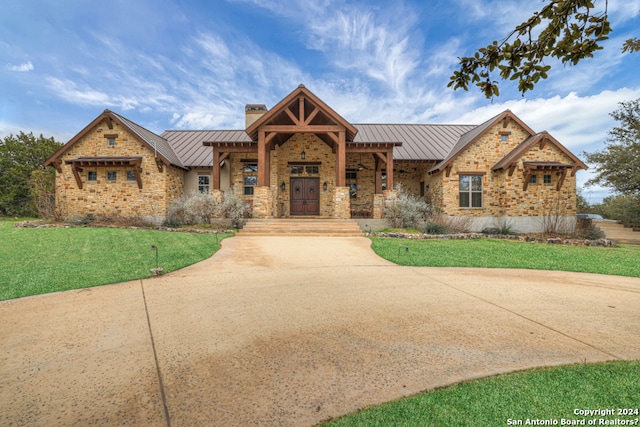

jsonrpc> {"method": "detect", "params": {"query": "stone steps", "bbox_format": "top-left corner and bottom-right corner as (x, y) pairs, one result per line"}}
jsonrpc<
(238, 218), (364, 237)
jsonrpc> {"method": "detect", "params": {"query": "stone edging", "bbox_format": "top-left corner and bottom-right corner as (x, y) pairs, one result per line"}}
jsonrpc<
(369, 232), (617, 247)
(13, 220), (235, 235)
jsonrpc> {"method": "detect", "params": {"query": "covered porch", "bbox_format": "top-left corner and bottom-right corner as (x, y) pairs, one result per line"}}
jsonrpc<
(204, 85), (400, 219)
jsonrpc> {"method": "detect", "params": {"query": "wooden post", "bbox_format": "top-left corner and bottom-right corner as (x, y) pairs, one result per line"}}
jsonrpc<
(257, 130), (270, 187)
(336, 130), (346, 187)
(386, 149), (394, 190)
(212, 149), (221, 190)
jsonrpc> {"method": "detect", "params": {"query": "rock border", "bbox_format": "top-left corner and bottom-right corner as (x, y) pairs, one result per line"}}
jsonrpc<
(369, 231), (617, 247)
(13, 220), (235, 235)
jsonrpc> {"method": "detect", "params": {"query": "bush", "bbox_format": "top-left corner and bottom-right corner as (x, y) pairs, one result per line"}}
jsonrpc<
(575, 218), (606, 240)
(423, 222), (449, 234)
(384, 185), (435, 229)
(166, 190), (250, 227)
(221, 189), (250, 228)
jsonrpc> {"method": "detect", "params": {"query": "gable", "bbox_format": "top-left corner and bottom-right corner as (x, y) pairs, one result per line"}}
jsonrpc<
(429, 110), (536, 174)
(492, 132), (587, 174)
(245, 84), (358, 143)
(45, 110), (185, 170)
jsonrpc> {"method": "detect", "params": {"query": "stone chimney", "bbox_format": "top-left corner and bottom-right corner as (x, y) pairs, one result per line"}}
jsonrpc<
(245, 104), (267, 128)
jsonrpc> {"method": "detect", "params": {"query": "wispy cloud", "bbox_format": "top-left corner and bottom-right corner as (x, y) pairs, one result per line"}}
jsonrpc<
(5, 61), (34, 72)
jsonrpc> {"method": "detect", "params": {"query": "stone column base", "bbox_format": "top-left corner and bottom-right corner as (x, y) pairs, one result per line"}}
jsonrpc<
(252, 186), (275, 218)
(211, 189), (223, 218)
(382, 189), (398, 220)
(333, 187), (351, 219)
(373, 193), (384, 219)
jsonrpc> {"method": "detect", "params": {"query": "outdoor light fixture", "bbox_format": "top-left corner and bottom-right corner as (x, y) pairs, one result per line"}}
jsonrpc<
(151, 245), (159, 269)
(301, 150), (306, 160)
(323, 181), (327, 191)
(281, 181), (286, 191)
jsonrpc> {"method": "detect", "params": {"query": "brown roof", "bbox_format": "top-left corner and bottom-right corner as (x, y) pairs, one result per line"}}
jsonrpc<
(353, 124), (476, 161)
(161, 130), (251, 167)
(45, 110), (186, 170)
(162, 124), (476, 167)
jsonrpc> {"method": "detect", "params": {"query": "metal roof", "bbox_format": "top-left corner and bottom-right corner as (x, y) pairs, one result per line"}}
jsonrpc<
(110, 111), (186, 169)
(162, 124), (479, 167)
(353, 124), (476, 161)
(161, 130), (250, 167)
(163, 124), (477, 167)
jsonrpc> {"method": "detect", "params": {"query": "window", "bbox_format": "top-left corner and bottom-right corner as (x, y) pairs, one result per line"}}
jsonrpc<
(290, 165), (304, 174)
(381, 170), (387, 190)
(501, 134), (508, 142)
(529, 174), (537, 184)
(243, 176), (257, 195)
(88, 171), (97, 181)
(243, 163), (257, 195)
(346, 170), (357, 199)
(459, 175), (482, 208)
(108, 138), (116, 147)
(543, 174), (552, 185)
(126, 171), (136, 181)
(198, 175), (210, 193)
(107, 171), (117, 181)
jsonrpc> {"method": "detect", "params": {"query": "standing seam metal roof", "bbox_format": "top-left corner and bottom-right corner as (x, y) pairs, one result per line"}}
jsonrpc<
(110, 111), (186, 169)
(163, 124), (478, 167)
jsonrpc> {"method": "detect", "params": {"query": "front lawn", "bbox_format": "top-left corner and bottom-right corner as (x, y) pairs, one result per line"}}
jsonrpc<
(371, 237), (640, 277)
(324, 361), (640, 426)
(0, 219), (230, 300)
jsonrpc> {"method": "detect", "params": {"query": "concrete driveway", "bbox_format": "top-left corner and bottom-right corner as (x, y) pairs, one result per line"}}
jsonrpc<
(1, 236), (639, 426)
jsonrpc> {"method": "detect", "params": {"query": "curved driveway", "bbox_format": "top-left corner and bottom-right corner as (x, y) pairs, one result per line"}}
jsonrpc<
(1, 236), (640, 426)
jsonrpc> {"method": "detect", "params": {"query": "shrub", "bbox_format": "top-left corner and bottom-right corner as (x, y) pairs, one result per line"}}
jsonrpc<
(575, 218), (606, 240)
(423, 222), (448, 234)
(221, 189), (250, 228)
(492, 217), (518, 235)
(184, 192), (218, 224)
(384, 185), (434, 229)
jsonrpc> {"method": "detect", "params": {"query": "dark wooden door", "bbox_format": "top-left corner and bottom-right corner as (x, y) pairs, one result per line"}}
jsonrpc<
(290, 178), (320, 216)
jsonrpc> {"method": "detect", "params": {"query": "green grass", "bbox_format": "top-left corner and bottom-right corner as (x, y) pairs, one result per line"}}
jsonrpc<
(0, 219), (230, 300)
(324, 361), (640, 426)
(371, 237), (640, 277)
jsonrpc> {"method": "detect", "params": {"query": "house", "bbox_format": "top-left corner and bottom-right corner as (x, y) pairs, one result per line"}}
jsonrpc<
(44, 84), (587, 232)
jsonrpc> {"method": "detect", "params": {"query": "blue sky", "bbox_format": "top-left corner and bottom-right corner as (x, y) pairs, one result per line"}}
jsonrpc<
(2, 0), (639, 202)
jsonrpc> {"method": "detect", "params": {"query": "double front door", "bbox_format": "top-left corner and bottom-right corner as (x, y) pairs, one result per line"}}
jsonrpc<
(290, 178), (319, 216)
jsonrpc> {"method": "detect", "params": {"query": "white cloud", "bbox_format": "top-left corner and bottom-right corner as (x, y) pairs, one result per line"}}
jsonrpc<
(5, 61), (34, 72)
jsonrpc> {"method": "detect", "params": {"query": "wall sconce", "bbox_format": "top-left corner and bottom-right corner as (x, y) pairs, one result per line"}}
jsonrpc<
(323, 181), (327, 191)
(281, 181), (286, 191)
(301, 150), (306, 160)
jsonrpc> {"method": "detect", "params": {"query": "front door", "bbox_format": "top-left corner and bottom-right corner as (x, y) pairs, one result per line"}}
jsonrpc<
(290, 178), (320, 216)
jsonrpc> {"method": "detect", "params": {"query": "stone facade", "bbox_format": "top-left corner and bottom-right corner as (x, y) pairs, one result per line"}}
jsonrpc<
(46, 89), (585, 232)
(53, 121), (184, 221)
(428, 120), (579, 232)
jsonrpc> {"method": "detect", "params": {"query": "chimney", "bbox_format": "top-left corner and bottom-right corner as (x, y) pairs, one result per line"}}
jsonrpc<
(245, 104), (267, 128)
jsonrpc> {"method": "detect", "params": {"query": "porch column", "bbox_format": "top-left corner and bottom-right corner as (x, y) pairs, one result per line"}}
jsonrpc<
(212, 149), (221, 190)
(257, 130), (270, 187)
(375, 156), (383, 194)
(336, 130), (346, 187)
(386, 149), (394, 190)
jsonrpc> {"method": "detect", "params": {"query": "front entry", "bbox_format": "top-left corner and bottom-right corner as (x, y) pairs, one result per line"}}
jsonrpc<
(290, 178), (320, 216)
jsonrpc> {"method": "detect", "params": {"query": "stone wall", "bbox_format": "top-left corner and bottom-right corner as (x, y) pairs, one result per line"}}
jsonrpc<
(54, 122), (184, 219)
(431, 120), (580, 222)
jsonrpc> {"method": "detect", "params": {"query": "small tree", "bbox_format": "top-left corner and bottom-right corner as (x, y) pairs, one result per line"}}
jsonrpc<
(584, 98), (640, 196)
(0, 132), (62, 216)
(29, 168), (58, 219)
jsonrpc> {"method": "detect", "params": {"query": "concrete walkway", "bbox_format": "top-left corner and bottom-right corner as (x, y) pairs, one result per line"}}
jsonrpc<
(1, 236), (640, 426)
